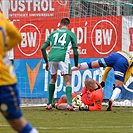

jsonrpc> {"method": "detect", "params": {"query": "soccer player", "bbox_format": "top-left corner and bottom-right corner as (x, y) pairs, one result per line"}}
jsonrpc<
(55, 78), (103, 111)
(72, 51), (133, 111)
(0, 13), (39, 133)
(100, 66), (133, 87)
(41, 18), (79, 111)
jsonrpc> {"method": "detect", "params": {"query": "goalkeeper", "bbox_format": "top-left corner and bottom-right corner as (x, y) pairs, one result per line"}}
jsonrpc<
(55, 78), (103, 111)
(72, 51), (133, 111)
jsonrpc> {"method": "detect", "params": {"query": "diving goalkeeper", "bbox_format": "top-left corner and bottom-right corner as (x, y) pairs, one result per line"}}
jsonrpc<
(55, 78), (103, 111)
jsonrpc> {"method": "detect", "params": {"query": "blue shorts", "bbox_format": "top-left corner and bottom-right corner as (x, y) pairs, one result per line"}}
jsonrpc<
(98, 52), (129, 82)
(0, 84), (23, 120)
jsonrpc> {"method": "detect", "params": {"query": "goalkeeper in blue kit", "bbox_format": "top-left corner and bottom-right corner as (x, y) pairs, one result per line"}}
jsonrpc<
(41, 18), (79, 111)
(72, 51), (133, 111)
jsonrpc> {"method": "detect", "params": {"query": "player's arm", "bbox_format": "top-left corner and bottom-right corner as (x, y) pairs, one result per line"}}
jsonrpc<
(41, 36), (50, 63)
(102, 67), (112, 82)
(81, 86), (88, 95)
(71, 33), (78, 67)
(88, 95), (103, 111)
(124, 66), (133, 83)
(80, 95), (103, 111)
(3, 15), (22, 51)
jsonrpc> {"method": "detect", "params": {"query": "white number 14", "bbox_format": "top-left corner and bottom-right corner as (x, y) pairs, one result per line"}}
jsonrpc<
(53, 33), (67, 46)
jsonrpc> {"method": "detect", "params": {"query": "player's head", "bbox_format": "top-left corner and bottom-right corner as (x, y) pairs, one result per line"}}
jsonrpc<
(60, 18), (70, 27)
(84, 78), (97, 91)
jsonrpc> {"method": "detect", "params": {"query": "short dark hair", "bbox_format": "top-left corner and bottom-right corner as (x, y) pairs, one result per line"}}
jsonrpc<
(60, 18), (70, 26)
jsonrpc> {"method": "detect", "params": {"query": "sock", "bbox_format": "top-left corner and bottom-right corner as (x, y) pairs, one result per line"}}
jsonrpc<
(111, 86), (121, 101)
(48, 83), (55, 105)
(29, 128), (39, 133)
(19, 123), (38, 133)
(66, 86), (72, 106)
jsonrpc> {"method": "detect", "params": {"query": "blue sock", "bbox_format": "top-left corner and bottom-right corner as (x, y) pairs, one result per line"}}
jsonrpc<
(19, 123), (33, 133)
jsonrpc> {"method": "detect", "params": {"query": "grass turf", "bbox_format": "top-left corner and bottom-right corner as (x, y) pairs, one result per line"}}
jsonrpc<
(0, 106), (133, 133)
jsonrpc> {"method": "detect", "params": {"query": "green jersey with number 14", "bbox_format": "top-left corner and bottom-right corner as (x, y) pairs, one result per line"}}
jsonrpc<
(45, 28), (77, 62)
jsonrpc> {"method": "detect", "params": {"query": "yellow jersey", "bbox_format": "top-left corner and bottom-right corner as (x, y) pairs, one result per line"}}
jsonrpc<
(0, 13), (22, 86)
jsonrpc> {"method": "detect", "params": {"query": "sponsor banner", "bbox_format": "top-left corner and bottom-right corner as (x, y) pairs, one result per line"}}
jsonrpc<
(122, 16), (133, 52)
(14, 16), (122, 59)
(14, 58), (133, 99)
(122, 77), (133, 100)
(0, 0), (70, 21)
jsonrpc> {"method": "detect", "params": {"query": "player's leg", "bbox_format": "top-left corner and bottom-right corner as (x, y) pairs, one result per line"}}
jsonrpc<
(56, 103), (68, 110)
(59, 62), (75, 111)
(8, 117), (38, 133)
(107, 56), (129, 111)
(46, 61), (58, 109)
(63, 74), (72, 106)
(107, 80), (123, 111)
(55, 94), (67, 107)
(0, 84), (38, 133)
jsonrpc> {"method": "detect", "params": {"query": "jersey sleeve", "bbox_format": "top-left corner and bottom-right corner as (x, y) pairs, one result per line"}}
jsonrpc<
(71, 32), (79, 66)
(41, 35), (51, 63)
(102, 67), (112, 82)
(124, 66), (133, 83)
(73, 47), (78, 66)
(70, 32), (77, 48)
(3, 15), (22, 51)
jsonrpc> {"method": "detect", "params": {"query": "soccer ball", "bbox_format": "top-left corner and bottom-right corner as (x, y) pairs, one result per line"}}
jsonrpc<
(72, 95), (84, 107)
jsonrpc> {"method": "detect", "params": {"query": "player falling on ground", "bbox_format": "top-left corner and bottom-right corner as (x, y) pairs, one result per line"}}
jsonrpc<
(41, 18), (79, 111)
(72, 51), (133, 111)
(0, 13), (39, 133)
(55, 78), (103, 111)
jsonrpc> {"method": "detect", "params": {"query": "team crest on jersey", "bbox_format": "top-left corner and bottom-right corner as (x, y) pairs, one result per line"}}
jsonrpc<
(1, 104), (8, 111)
(95, 100), (100, 104)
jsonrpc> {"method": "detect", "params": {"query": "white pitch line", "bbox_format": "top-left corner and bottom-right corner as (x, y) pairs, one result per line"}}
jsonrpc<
(0, 125), (133, 130)
(37, 126), (133, 130)
(0, 124), (10, 127)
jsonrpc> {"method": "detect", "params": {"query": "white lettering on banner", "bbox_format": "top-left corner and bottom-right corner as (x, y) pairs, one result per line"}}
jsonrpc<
(45, 28), (54, 41)
(18, 23), (41, 56)
(123, 76), (133, 93)
(96, 29), (112, 45)
(0, 0), (54, 12)
(21, 32), (37, 47)
(45, 24), (87, 44)
(91, 20), (117, 55)
(71, 22), (87, 44)
(42, 63), (103, 98)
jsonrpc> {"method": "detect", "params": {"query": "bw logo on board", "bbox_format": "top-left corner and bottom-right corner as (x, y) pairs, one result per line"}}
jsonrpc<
(91, 20), (117, 55)
(19, 23), (41, 57)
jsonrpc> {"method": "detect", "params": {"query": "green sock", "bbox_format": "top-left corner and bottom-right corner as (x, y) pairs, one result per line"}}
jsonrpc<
(66, 86), (72, 106)
(48, 83), (55, 105)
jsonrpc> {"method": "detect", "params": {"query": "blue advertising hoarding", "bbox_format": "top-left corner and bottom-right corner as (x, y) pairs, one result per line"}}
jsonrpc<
(14, 58), (133, 100)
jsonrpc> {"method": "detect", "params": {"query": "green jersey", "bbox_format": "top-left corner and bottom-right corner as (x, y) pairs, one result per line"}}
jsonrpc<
(42, 28), (78, 64)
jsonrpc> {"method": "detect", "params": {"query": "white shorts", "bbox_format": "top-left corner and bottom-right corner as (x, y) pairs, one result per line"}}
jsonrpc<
(48, 61), (71, 75)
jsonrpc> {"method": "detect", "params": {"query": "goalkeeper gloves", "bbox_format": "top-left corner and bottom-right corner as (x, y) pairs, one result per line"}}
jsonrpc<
(100, 81), (105, 88)
(113, 84), (115, 90)
(79, 105), (89, 111)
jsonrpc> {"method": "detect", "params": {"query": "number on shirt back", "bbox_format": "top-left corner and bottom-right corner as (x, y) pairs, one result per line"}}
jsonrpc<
(53, 33), (67, 46)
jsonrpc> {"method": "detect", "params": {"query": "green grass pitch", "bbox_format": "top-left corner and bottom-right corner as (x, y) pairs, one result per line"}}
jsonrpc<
(0, 106), (133, 133)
